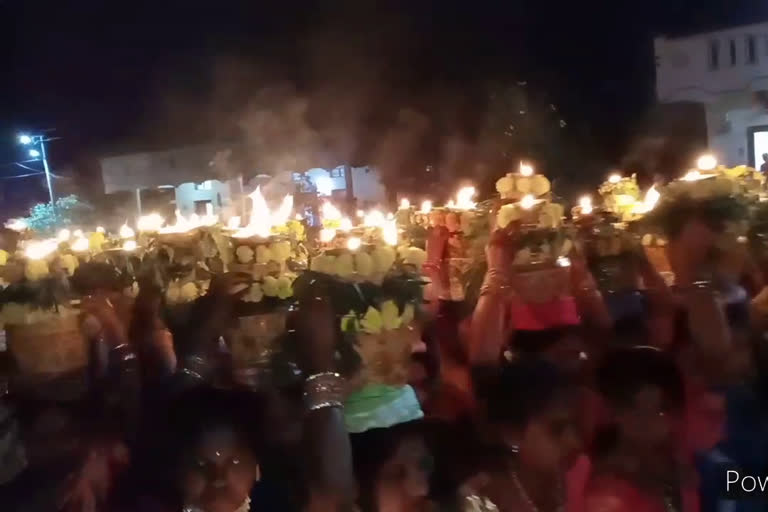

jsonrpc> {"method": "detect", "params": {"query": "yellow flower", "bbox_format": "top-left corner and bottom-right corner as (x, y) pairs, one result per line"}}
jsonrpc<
(165, 283), (181, 303)
(371, 246), (396, 274)
(354, 252), (374, 278)
(270, 241), (291, 262)
(236, 245), (254, 264)
(60, 254), (78, 276)
(381, 300), (401, 330)
(360, 306), (383, 334)
(256, 245), (273, 264)
(340, 310), (359, 332)
(400, 303), (415, 325)
(180, 282), (199, 302)
(276, 276), (293, 299)
(403, 247), (427, 268)
(495, 175), (515, 194)
(310, 254), (336, 274)
(334, 253), (355, 279)
(25, 259), (49, 281)
(497, 204), (521, 228)
(243, 283), (263, 303)
(262, 276), (279, 297)
(0, 250), (8, 266)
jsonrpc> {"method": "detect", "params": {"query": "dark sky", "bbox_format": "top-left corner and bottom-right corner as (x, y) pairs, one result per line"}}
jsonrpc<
(2, 0), (768, 206)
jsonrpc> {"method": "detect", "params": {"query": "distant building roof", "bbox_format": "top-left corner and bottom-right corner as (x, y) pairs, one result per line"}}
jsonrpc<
(100, 144), (229, 193)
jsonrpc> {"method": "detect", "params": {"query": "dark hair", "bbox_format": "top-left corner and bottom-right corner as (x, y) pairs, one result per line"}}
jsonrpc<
(486, 358), (574, 428)
(513, 326), (582, 356)
(350, 421), (424, 512)
(162, 387), (265, 472)
(596, 346), (684, 411)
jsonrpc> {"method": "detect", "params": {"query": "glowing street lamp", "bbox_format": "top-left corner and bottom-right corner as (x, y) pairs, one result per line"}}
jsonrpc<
(17, 133), (56, 216)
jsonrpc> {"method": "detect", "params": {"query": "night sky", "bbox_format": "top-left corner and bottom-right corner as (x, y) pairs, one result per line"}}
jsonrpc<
(2, 0), (768, 212)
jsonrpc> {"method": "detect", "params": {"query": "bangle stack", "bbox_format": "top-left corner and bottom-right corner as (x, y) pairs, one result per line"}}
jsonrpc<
(303, 371), (345, 412)
(179, 355), (209, 381)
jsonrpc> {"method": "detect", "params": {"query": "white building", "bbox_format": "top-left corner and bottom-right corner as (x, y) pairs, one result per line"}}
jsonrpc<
(99, 144), (387, 219)
(655, 22), (768, 167)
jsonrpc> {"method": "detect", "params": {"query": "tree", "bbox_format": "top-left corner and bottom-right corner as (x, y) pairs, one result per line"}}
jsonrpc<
(24, 195), (94, 234)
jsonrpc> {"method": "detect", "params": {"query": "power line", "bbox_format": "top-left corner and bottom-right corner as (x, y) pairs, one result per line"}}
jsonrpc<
(0, 172), (44, 180)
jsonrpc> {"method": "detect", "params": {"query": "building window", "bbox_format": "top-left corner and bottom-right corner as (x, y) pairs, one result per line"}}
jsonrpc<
(747, 35), (757, 64)
(730, 39), (737, 66)
(194, 200), (212, 215)
(195, 180), (212, 190)
(708, 40), (720, 70)
(292, 172), (304, 182)
(330, 167), (345, 178)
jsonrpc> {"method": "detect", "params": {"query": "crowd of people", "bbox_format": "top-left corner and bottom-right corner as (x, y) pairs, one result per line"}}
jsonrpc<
(1, 214), (767, 512)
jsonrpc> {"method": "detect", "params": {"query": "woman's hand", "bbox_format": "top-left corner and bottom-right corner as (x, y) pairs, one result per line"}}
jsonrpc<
(668, 219), (717, 287)
(424, 225), (451, 300)
(294, 283), (337, 375)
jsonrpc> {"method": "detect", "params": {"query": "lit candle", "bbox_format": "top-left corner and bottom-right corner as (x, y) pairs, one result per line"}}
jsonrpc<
(71, 237), (89, 252)
(346, 237), (362, 251)
(57, 229), (71, 242)
(696, 153), (717, 171)
(521, 194), (537, 210)
(119, 223), (135, 239)
(578, 195), (593, 215)
(520, 163), (534, 177)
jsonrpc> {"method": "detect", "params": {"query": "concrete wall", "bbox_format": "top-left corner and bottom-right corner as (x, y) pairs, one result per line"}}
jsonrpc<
(655, 22), (768, 104)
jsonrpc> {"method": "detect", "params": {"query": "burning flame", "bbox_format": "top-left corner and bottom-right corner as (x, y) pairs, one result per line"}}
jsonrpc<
(681, 169), (714, 182)
(520, 194), (537, 210)
(608, 174), (622, 184)
(232, 187), (294, 238)
(364, 210), (386, 228)
(122, 240), (138, 252)
(631, 186), (661, 215)
(356, 210), (365, 218)
(96, 226), (105, 234)
(322, 202), (342, 222)
(137, 213), (166, 232)
(399, 198), (411, 210)
(520, 163), (534, 177)
(72, 237), (89, 252)
(119, 223), (135, 239)
(382, 220), (398, 246)
(420, 200), (432, 214)
(347, 237), (362, 251)
(57, 229), (71, 242)
(5, 218), (27, 231)
(697, 154), (717, 171)
(319, 228), (337, 243)
(25, 239), (57, 260)
(578, 196), (593, 215)
(227, 216), (241, 230)
(73, 229), (83, 238)
(449, 187), (476, 210)
(339, 218), (354, 231)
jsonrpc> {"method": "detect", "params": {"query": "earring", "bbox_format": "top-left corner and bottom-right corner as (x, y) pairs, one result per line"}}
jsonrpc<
(509, 445), (520, 454)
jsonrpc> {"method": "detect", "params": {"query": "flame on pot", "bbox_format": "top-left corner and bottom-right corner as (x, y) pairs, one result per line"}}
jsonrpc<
(347, 237), (362, 251)
(339, 217), (354, 231)
(321, 202), (342, 224)
(137, 213), (166, 232)
(382, 220), (398, 246)
(25, 239), (58, 260)
(453, 186), (477, 210)
(364, 210), (386, 228)
(71, 237), (89, 252)
(319, 228), (337, 243)
(399, 198), (411, 210)
(119, 223), (135, 239)
(231, 187), (292, 239)
(520, 163), (534, 177)
(521, 194), (538, 210)
(630, 185), (661, 215)
(420, 200), (432, 214)
(57, 229), (71, 242)
(578, 196), (593, 215)
(227, 216), (241, 230)
(122, 240), (138, 252)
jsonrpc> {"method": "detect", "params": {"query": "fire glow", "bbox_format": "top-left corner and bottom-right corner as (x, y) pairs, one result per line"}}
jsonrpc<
(231, 187), (294, 239)
(447, 187), (476, 210)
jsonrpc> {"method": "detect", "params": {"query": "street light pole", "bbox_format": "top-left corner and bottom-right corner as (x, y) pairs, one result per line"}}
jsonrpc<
(18, 133), (56, 217)
(38, 137), (55, 215)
